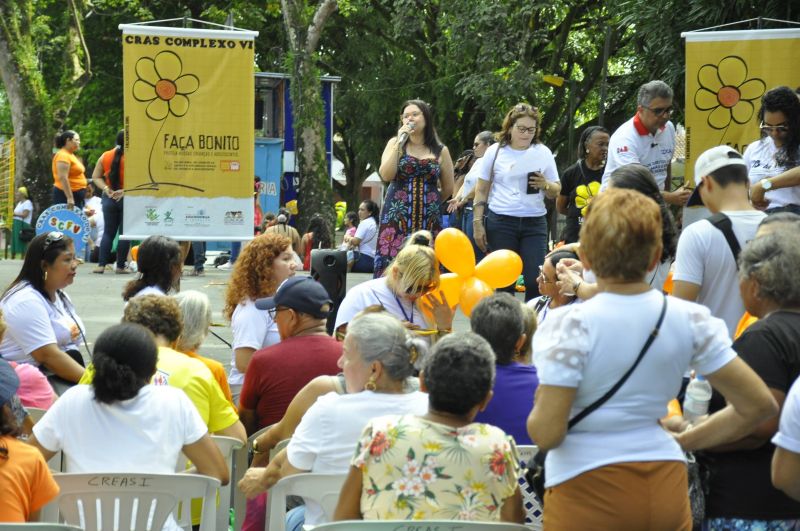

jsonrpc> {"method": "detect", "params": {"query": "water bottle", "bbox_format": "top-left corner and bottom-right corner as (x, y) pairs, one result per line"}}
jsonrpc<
(683, 375), (712, 423)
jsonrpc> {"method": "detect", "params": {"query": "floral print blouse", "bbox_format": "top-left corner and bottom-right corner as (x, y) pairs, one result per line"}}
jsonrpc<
(351, 414), (520, 521)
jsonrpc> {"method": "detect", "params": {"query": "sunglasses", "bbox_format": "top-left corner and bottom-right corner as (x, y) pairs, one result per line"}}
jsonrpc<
(760, 123), (789, 134)
(404, 282), (437, 295)
(645, 106), (674, 117)
(43, 231), (65, 251)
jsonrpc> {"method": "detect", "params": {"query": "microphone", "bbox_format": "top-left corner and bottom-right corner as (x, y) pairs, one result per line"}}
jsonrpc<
(398, 122), (416, 147)
(651, 142), (658, 148)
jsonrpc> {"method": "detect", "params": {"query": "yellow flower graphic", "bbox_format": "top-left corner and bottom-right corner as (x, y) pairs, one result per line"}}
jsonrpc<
(575, 181), (600, 216)
(133, 51), (199, 121)
(694, 56), (765, 130)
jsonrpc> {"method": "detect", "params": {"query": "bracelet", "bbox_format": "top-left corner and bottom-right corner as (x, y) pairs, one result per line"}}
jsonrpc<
(473, 201), (488, 208)
(437, 328), (452, 335)
(472, 220), (484, 225)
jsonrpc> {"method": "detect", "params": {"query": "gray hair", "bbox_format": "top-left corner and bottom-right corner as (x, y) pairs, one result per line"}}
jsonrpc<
(738, 229), (800, 307)
(476, 130), (495, 146)
(758, 212), (800, 234)
(638, 80), (673, 107)
(469, 293), (524, 365)
(422, 332), (496, 415)
(173, 290), (212, 352)
(347, 312), (428, 381)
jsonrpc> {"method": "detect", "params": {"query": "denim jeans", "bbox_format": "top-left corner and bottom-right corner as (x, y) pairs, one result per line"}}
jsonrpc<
(192, 241), (206, 271)
(485, 209), (548, 301)
(53, 186), (86, 209)
(461, 205), (485, 263)
(230, 241), (242, 262)
(349, 251), (374, 273)
(99, 195), (129, 269)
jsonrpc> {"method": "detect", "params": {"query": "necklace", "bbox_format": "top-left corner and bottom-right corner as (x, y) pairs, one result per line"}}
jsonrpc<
(393, 294), (414, 324)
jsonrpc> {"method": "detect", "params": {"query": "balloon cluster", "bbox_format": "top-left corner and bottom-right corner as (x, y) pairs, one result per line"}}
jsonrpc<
(431, 228), (523, 316)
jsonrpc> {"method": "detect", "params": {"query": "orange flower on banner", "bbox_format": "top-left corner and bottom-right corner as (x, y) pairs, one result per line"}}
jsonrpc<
(133, 51), (199, 121)
(694, 55), (765, 130)
(574, 181), (600, 217)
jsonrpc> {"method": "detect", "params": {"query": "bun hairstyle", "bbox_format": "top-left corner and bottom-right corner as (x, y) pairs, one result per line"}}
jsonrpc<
(578, 126), (610, 159)
(92, 323), (158, 404)
(347, 312), (428, 380)
(54, 130), (78, 149)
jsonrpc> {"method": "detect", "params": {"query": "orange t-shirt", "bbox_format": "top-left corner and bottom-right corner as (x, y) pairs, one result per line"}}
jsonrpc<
(0, 436), (60, 522)
(100, 147), (125, 189)
(52, 148), (86, 191)
(184, 349), (236, 411)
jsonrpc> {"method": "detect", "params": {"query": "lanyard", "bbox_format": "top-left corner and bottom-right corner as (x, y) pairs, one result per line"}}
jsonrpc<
(393, 294), (414, 325)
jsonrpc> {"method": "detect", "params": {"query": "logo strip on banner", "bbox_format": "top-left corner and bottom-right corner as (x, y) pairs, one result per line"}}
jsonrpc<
(119, 22), (258, 240)
(682, 27), (800, 184)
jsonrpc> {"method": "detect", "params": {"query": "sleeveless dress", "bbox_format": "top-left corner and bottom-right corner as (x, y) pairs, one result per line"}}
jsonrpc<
(373, 153), (443, 278)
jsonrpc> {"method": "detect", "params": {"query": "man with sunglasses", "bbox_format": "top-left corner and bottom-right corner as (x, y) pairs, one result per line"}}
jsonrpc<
(602, 80), (691, 206)
(239, 277), (341, 434)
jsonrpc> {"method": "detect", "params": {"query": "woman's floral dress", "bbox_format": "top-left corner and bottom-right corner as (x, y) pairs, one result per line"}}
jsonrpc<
(352, 414), (520, 521)
(373, 154), (443, 278)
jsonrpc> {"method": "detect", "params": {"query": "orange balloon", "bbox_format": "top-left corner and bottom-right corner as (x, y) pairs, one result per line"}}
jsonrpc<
(459, 277), (494, 317)
(436, 273), (464, 309)
(130, 245), (139, 263)
(434, 228), (475, 277)
(475, 250), (523, 289)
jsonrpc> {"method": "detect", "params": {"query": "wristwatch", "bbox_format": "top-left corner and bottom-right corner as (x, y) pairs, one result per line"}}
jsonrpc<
(252, 438), (265, 455)
(761, 178), (773, 191)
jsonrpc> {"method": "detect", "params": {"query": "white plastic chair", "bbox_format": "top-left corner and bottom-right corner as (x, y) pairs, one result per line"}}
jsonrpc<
(311, 521), (534, 530)
(26, 407), (47, 423)
(517, 444), (543, 530)
(39, 472), (220, 531)
(0, 525), (84, 530)
(266, 473), (346, 531)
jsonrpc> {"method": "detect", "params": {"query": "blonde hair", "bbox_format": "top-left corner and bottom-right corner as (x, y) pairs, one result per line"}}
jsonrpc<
(385, 244), (440, 295)
(579, 188), (662, 282)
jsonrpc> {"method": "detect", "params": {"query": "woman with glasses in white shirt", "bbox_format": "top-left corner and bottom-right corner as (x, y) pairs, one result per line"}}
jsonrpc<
(472, 103), (561, 301)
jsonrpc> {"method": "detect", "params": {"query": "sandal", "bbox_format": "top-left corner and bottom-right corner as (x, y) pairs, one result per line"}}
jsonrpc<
(115, 267), (133, 275)
(92, 266), (105, 274)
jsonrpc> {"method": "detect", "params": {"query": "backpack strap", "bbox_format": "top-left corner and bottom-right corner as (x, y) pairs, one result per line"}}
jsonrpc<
(707, 213), (741, 269)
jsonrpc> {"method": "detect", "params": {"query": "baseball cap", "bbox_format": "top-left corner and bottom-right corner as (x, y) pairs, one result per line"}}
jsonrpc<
(0, 358), (20, 408)
(255, 276), (332, 319)
(687, 145), (747, 207)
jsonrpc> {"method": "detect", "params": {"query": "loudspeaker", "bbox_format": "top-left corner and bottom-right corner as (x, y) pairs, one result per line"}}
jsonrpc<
(310, 249), (348, 335)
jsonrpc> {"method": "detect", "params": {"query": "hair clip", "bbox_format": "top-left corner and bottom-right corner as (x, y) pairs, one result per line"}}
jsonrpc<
(409, 345), (419, 364)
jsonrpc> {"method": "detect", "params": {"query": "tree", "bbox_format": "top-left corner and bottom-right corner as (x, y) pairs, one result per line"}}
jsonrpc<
(281, 0), (338, 235)
(0, 0), (91, 210)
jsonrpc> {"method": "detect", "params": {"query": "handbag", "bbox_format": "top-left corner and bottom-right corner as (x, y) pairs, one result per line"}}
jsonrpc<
(527, 293), (668, 504)
(19, 226), (36, 242)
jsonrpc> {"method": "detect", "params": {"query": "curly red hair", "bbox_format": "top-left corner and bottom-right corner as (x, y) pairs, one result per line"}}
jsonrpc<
(223, 233), (292, 320)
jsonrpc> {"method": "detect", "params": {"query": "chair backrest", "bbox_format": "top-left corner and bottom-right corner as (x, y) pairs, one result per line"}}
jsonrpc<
(0, 525), (84, 530)
(516, 444), (543, 530)
(266, 473), (346, 531)
(312, 521), (534, 530)
(230, 425), (274, 531)
(270, 438), (290, 461)
(26, 407), (46, 423)
(40, 472), (220, 531)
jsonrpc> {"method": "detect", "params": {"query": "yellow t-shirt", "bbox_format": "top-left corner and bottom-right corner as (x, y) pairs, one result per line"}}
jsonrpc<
(52, 148), (87, 191)
(184, 349), (236, 411)
(79, 346), (239, 433)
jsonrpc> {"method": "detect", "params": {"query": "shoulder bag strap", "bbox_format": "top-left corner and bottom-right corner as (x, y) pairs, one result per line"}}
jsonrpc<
(567, 293), (668, 430)
(707, 212), (741, 269)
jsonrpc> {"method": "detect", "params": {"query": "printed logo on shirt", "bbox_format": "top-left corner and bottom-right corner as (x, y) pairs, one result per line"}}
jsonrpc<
(152, 370), (169, 386)
(617, 146), (629, 154)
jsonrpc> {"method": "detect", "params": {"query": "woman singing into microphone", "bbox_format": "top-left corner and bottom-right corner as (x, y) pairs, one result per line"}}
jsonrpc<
(374, 99), (454, 278)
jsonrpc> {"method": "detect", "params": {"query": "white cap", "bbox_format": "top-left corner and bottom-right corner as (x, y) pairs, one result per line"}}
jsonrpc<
(687, 145), (747, 206)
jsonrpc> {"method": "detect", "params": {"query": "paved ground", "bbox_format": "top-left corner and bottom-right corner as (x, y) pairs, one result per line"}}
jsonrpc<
(0, 256), (475, 371)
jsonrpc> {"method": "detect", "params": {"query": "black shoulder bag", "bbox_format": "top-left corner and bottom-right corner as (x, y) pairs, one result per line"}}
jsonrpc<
(527, 293), (668, 503)
(707, 212), (741, 269)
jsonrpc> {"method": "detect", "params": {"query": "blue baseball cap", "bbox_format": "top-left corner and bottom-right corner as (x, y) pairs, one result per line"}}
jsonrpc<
(255, 276), (332, 319)
(0, 358), (20, 408)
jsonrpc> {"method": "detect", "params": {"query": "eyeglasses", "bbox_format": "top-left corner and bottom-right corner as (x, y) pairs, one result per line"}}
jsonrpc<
(43, 231), (65, 251)
(267, 306), (291, 319)
(538, 265), (556, 284)
(760, 123), (789, 134)
(402, 111), (422, 120)
(645, 106), (674, 117)
(515, 125), (537, 134)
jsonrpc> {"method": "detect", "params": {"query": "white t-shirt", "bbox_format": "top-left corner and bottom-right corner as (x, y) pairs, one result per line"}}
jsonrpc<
(33, 384), (207, 531)
(353, 217), (377, 258)
(13, 199), (33, 224)
(744, 137), (800, 208)
(672, 210), (765, 336)
(477, 143), (559, 217)
(602, 116), (676, 189)
(533, 290), (736, 487)
(85, 195), (104, 243)
(334, 278), (428, 330)
(0, 283), (85, 365)
(773, 377), (800, 453)
(459, 160), (483, 199)
(287, 390), (428, 525)
(228, 298), (280, 386)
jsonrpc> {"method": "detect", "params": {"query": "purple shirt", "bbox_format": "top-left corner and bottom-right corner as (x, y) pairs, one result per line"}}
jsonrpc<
(474, 362), (539, 445)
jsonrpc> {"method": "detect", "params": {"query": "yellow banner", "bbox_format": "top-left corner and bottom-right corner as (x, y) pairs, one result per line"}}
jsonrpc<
(120, 25), (257, 240)
(684, 28), (800, 183)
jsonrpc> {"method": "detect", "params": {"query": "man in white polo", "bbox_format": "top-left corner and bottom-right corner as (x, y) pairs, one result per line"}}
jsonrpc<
(672, 145), (766, 337)
(602, 80), (691, 206)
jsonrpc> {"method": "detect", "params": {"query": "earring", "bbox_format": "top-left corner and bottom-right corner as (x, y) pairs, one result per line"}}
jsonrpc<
(44, 270), (48, 282)
(364, 375), (377, 391)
